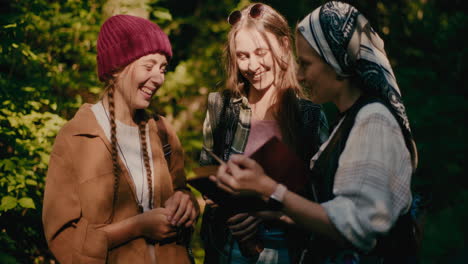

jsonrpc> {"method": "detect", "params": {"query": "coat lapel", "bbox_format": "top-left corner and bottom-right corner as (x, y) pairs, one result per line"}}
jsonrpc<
(71, 104), (141, 211)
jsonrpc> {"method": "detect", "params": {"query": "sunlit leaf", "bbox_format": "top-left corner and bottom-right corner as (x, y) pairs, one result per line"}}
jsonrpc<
(7, 185), (16, 193)
(4, 23), (17, 28)
(0, 196), (17, 211)
(153, 10), (173, 21)
(25, 179), (37, 186)
(21, 86), (36, 92)
(18, 197), (35, 209)
(89, 86), (102, 94)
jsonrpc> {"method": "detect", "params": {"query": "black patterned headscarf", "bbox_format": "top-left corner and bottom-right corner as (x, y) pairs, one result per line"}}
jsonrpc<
(298, 1), (418, 169)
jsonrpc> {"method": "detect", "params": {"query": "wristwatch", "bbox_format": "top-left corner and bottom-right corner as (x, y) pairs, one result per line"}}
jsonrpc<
(266, 184), (287, 210)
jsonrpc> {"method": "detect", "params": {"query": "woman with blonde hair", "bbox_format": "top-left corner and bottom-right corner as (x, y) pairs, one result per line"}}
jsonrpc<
(200, 3), (328, 264)
(43, 15), (199, 263)
(214, 1), (420, 263)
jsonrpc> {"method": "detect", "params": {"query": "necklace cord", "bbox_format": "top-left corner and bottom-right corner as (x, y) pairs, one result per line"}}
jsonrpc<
(102, 101), (149, 211)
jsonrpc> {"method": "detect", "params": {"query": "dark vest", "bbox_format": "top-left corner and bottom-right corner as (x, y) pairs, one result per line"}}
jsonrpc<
(305, 95), (419, 262)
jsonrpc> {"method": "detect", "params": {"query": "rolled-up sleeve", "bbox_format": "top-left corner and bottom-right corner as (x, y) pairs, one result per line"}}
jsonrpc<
(321, 104), (412, 252)
(42, 131), (109, 263)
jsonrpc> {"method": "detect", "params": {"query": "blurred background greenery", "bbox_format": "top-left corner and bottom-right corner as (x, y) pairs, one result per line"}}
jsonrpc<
(0, 0), (466, 263)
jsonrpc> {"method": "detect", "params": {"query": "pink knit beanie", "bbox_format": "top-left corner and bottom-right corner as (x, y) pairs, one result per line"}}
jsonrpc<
(97, 14), (172, 81)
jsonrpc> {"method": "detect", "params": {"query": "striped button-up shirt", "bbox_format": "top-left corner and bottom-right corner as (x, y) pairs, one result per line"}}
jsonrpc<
(313, 103), (413, 253)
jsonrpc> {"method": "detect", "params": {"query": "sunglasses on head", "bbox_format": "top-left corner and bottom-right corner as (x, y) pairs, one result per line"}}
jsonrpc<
(227, 3), (264, 25)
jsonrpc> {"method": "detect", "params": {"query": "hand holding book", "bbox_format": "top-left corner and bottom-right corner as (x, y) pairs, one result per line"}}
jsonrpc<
(189, 137), (310, 213)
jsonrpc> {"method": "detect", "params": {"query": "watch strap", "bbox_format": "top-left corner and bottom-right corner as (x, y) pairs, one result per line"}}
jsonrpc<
(267, 184), (287, 210)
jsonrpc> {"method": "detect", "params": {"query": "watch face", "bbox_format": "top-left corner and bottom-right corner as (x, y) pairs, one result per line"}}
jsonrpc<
(267, 197), (283, 211)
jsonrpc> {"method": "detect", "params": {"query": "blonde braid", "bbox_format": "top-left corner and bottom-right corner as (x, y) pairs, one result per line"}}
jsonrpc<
(107, 83), (121, 222)
(137, 110), (153, 209)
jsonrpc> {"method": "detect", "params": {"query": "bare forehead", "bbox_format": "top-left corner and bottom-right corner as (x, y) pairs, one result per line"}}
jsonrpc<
(138, 53), (168, 64)
(296, 33), (320, 60)
(234, 28), (276, 52)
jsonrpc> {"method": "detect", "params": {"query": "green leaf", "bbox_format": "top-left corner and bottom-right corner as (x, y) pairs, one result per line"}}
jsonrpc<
(28, 101), (42, 110)
(7, 185), (15, 193)
(4, 23), (17, 28)
(25, 179), (37, 186)
(18, 197), (35, 209)
(2, 160), (15, 172)
(153, 10), (173, 21)
(89, 86), (101, 94)
(0, 196), (17, 211)
(21, 86), (35, 92)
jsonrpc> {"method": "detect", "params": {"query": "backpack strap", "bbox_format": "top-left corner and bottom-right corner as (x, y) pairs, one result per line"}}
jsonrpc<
(155, 115), (195, 264)
(154, 115), (171, 165)
(212, 90), (240, 161)
(200, 91), (241, 261)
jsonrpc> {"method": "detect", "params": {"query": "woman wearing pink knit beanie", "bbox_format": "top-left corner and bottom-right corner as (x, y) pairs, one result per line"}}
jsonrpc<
(43, 14), (199, 264)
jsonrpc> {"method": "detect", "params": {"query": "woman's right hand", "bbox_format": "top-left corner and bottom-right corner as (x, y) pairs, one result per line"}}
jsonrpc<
(212, 155), (277, 200)
(138, 207), (177, 241)
(227, 213), (261, 242)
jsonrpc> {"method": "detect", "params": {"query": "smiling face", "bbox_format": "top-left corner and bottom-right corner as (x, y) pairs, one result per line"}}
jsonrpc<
(234, 28), (282, 93)
(115, 53), (168, 110)
(295, 33), (340, 104)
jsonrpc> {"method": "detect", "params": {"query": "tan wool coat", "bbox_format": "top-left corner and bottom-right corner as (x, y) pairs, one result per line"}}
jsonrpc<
(42, 104), (196, 264)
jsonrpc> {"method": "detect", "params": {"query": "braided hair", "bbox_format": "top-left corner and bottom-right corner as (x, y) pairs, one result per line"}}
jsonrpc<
(104, 79), (153, 222)
(136, 110), (153, 209)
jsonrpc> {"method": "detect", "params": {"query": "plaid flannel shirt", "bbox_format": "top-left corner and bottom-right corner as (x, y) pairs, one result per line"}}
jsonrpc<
(200, 92), (329, 166)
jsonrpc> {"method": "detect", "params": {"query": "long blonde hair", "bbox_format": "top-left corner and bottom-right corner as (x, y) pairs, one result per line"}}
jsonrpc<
(224, 3), (304, 153)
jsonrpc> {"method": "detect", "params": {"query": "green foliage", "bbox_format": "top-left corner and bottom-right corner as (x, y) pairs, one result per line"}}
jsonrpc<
(1, 0), (102, 262)
(421, 190), (468, 263)
(0, 0), (466, 263)
(148, 0), (237, 183)
(0, 101), (66, 212)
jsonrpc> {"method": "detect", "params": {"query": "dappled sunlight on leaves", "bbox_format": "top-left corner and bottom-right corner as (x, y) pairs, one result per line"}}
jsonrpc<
(0, 0), (466, 263)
